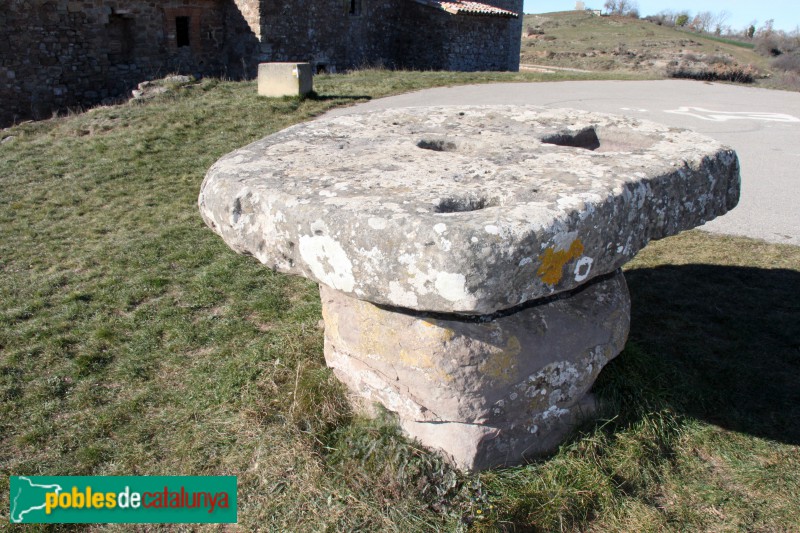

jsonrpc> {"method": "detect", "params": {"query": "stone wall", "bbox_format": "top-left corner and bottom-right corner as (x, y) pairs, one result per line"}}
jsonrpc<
(0, 0), (258, 127)
(487, 0), (524, 71)
(0, 0), (523, 127)
(257, 0), (522, 73)
(259, 0), (398, 72)
(390, 3), (518, 72)
(232, 0), (261, 39)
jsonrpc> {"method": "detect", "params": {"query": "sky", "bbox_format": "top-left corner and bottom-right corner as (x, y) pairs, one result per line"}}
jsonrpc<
(523, 1), (800, 32)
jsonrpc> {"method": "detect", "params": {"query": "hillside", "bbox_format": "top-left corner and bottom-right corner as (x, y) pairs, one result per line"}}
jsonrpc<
(521, 11), (795, 90)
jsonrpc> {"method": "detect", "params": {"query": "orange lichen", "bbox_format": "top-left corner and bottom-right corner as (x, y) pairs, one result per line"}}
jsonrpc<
(537, 239), (585, 285)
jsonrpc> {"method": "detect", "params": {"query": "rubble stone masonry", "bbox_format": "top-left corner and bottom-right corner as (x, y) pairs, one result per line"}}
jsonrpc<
(0, 0), (522, 127)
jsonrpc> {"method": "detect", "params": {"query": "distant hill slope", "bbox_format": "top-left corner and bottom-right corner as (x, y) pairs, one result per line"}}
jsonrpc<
(521, 11), (789, 89)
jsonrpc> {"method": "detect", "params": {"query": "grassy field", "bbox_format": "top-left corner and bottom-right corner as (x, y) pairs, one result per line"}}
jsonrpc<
(1, 71), (799, 531)
(522, 11), (800, 90)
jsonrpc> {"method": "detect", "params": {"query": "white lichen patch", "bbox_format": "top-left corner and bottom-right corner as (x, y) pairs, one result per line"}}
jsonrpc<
(388, 281), (419, 308)
(368, 217), (387, 230)
(434, 272), (471, 303)
(298, 235), (355, 292)
(574, 256), (594, 282)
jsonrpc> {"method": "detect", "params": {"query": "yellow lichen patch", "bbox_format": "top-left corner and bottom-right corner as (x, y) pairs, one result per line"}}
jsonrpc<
(336, 298), (398, 358)
(399, 348), (435, 370)
(396, 321), (460, 383)
(537, 239), (585, 286)
(480, 335), (522, 383)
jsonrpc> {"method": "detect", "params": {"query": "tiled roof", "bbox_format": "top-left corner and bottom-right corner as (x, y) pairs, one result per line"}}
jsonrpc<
(413, 0), (518, 17)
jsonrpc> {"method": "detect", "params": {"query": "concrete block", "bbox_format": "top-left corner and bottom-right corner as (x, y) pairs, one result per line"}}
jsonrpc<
(257, 62), (312, 98)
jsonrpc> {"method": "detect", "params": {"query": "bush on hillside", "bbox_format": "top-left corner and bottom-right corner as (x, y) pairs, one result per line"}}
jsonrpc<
(773, 53), (800, 75)
(668, 61), (757, 83)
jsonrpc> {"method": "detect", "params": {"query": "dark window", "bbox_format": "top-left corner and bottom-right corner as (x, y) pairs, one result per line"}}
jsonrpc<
(176, 16), (190, 47)
(348, 0), (361, 16)
(107, 14), (135, 62)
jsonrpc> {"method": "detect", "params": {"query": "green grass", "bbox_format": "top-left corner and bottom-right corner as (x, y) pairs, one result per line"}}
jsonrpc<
(1, 71), (799, 531)
(686, 31), (757, 50)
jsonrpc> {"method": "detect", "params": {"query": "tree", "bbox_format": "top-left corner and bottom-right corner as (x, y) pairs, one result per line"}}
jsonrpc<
(690, 12), (714, 33)
(759, 19), (775, 37)
(746, 24), (756, 39)
(575, 1), (585, 11)
(712, 11), (730, 35)
(676, 13), (690, 27)
(603, 0), (638, 17)
(658, 10), (678, 26)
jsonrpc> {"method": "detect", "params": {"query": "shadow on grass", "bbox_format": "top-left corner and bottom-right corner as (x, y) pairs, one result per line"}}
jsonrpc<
(617, 264), (800, 444)
(303, 92), (373, 102)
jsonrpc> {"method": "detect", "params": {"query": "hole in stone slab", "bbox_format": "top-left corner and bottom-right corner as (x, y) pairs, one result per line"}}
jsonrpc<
(541, 127), (601, 151)
(417, 138), (457, 152)
(436, 196), (494, 213)
(542, 126), (658, 153)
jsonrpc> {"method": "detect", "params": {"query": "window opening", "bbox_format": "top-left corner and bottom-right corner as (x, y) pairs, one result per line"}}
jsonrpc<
(176, 16), (191, 47)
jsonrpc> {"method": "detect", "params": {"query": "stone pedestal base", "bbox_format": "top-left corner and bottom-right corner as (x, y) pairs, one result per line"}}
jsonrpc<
(319, 271), (630, 471)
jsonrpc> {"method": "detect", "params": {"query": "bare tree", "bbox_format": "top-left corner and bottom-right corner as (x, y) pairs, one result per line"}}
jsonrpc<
(712, 11), (731, 35)
(575, 1), (586, 11)
(659, 10), (678, 26)
(690, 11), (714, 33)
(603, 0), (619, 14)
(604, 0), (638, 17)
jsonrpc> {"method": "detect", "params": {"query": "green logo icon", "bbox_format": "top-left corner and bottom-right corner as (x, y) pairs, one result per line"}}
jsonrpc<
(9, 476), (237, 524)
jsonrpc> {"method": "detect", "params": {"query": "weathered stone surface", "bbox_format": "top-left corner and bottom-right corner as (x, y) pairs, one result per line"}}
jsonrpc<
(199, 105), (740, 314)
(320, 271), (630, 471)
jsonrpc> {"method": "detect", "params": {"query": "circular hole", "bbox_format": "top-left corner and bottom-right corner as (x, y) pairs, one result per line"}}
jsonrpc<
(435, 196), (493, 213)
(417, 138), (457, 152)
(541, 127), (600, 151)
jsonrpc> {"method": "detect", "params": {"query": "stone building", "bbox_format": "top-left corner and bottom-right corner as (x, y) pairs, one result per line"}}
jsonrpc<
(0, 0), (522, 127)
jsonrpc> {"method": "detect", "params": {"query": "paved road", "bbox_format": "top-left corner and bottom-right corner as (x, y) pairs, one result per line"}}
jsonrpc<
(327, 80), (800, 246)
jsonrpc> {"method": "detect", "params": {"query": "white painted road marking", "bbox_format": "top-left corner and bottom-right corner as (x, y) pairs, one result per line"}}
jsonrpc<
(664, 107), (800, 123)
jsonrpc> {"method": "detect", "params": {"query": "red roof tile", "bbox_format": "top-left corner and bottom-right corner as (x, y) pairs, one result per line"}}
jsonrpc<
(413, 0), (518, 17)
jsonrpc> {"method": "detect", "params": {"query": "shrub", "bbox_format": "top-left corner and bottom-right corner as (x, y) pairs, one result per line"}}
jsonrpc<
(706, 54), (734, 65)
(773, 53), (800, 75)
(668, 63), (757, 83)
(755, 34), (785, 57)
(775, 71), (800, 91)
(526, 25), (544, 36)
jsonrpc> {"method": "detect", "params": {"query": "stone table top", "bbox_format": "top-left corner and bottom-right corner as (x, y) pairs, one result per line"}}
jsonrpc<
(199, 106), (740, 314)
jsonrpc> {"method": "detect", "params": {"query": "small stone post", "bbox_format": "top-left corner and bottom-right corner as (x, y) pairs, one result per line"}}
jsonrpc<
(257, 62), (313, 98)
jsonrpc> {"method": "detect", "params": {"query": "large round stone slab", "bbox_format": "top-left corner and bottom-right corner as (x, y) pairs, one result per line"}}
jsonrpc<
(199, 106), (739, 314)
